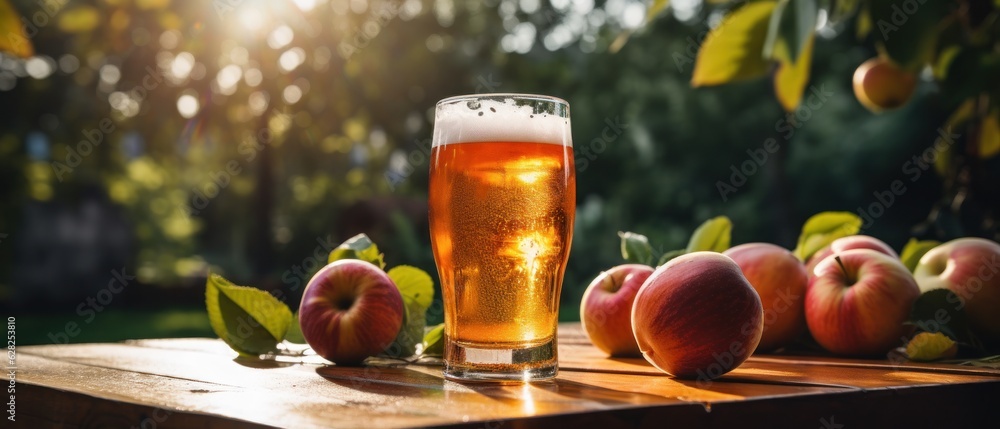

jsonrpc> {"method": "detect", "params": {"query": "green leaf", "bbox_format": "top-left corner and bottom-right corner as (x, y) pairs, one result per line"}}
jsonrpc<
(387, 265), (434, 311)
(855, 6), (872, 39)
(906, 332), (957, 361)
(421, 323), (445, 356)
(941, 49), (1000, 106)
(686, 216), (733, 253)
(205, 273), (293, 356)
(0, 0), (34, 58)
(658, 249), (687, 266)
(979, 110), (1000, 159)
(772, 34), (814, 111)
(619, 231), (654, 265)
(646, 0), (670, 23)
(956, 355), (1000, 368)
(868, 0), (949, 70)
(827, 0), (860, 25)
(900, 238), (941, 272)
(909, 289), (978, 347)
(691, 1), (777, 87)
(793, 211), (862, 261)
(384, 265), (435, 359)
(285, 312), (307, 344)
(763, 0), (818, 64)
(385, 299), (426, 358)
(328, 233), (386, 269)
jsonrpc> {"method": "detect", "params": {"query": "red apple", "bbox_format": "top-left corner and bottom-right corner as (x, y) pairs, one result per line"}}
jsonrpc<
(580, 264), (655, 357)
(806, 235), (898, 276)
(298, 260), (404, 364)
(631, 252), (763, 380)
(806, 249), (919, 355)
(723, 243), (808, 352)
(913, 238), (1000, 341)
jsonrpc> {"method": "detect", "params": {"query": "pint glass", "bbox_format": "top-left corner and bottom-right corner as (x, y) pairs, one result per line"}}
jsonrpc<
(429, 94), (575, 382)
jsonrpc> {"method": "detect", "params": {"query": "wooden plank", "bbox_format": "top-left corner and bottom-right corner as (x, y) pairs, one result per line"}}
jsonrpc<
(14, 341), (851, 429)
(14, 327), (1000, 428)
(558, 322), (1000, 378)
(557, 344), (999, 389)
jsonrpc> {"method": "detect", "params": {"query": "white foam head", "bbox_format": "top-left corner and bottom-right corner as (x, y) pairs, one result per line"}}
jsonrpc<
(433, 94), (572, 147)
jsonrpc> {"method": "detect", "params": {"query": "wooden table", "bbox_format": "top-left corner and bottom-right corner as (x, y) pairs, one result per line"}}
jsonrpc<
(11, 323), (1000, 428)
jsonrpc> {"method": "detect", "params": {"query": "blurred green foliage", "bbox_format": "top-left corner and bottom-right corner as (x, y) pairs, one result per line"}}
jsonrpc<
(1, 0), (997, 340)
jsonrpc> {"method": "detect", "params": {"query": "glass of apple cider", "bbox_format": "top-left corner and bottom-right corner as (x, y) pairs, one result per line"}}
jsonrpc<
(429, 94), (575, 382)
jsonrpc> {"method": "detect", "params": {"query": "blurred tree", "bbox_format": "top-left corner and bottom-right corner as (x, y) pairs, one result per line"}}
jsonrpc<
(0, 0), (995, 324)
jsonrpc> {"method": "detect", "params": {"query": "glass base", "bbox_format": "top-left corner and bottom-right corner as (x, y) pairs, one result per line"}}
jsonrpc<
(443, 338), (558, 383)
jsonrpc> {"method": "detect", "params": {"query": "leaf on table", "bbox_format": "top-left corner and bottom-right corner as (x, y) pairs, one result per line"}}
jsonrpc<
(956, 355), (1000, 369)
(384, 265), (435, 359)
(900, 238), (941, 272)
(762, 0), (817, 64)
(205, 273), (294, 356)
(385, 299), (426, 359)
(906, 332), (957, 362)
(658, 249), (687, 266)
(0, 0), (34, 58)
(793, 211), (862, 261)
(388, 265), (434, 311)
(619, 231), (654, 265)
(686, 216), (732, 253)
(421, 323), (445, 356)
(328, 233), (386, 269)
(284, 312), (307, 344)
(691, 1), (777, 87)
(908, 289), (978, 347)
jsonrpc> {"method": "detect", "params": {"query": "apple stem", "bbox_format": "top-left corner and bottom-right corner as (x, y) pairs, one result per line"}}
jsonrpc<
(834, 256), (850, 283)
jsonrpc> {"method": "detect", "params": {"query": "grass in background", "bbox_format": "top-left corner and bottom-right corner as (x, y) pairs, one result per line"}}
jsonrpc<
(15, 308), (213, 345)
